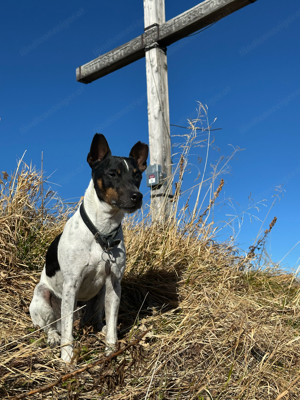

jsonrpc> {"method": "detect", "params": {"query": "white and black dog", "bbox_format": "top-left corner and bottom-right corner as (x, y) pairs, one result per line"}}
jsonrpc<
(30, 134), (148, 362)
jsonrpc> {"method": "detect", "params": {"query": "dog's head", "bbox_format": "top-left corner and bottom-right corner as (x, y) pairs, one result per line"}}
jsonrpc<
(87, 133), (149, 213)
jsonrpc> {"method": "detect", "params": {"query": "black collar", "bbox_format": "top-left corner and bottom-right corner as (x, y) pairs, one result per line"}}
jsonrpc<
(79, 201), (121, 252)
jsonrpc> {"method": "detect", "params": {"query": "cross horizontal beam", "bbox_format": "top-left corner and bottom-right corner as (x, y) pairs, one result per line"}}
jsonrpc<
(76, 0), (256, 84)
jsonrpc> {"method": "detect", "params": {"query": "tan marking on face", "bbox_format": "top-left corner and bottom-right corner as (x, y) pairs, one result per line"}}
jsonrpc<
(133, 168), (137, 173)
(105, 187), (119, 205)
(117, 169), (121, 174)
(97, 179), (103, 190)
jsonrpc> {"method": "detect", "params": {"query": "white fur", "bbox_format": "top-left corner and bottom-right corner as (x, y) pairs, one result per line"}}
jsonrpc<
(30, 179), (126, 362)
(123, 159), (129, 171)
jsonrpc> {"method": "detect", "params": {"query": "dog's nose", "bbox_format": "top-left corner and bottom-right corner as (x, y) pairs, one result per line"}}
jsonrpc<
(130, 192), (143, 204)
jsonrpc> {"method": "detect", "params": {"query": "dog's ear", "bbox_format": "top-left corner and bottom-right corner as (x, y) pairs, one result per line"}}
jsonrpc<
(87, 133), (111, 168)
(129, 141), (149, 173)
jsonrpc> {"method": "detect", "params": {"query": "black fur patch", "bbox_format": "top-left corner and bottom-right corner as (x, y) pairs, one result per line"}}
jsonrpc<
(45, 233), (62, 277)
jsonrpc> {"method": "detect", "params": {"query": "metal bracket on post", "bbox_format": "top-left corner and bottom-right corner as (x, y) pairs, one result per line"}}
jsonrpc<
(146, 164), (173, 201)
(146, 164), (165, 188)
(143, 23), (166, 54)
(143, 24), (159, 47)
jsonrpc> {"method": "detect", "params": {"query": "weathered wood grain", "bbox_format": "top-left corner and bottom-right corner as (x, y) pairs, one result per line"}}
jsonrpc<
(144, 0), (172, 221)
(76, 0), (256, 83)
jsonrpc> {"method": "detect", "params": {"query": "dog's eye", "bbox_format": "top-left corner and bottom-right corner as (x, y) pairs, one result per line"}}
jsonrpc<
(108, 171), (117, 178)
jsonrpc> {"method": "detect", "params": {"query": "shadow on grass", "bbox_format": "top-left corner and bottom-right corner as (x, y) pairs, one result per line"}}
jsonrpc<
(118, 268), (181, 336)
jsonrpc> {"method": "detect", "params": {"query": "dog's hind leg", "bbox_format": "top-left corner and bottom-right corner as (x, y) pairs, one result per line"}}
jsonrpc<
(29, 283), (61, 346)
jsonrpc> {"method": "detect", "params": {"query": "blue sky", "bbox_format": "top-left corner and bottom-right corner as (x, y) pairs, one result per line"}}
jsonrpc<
(1, 0), (299, 271)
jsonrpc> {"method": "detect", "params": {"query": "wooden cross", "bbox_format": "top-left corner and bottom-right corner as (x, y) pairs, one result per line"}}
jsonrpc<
(76, 0), (256, 220)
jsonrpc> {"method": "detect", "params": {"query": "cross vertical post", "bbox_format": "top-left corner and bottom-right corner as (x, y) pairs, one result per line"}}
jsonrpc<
(144, 0), (172, 222)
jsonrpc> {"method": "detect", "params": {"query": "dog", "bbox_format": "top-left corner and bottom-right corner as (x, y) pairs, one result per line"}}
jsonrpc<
(29, 133), (148, 362)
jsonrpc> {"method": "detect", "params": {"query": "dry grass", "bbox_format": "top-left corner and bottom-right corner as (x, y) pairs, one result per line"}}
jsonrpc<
(1, 118), (300, 399)
(0, 156), (71, 272)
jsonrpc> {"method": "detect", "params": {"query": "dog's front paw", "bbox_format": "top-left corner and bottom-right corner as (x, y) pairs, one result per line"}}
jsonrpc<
(105, 343), (116, 356)
(47, 330), (60, 347)
(61, 345), (73, 363)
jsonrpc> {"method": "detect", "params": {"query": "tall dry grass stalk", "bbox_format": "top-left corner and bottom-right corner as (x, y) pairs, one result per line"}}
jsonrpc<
(0, 156), (72, 272)
(1, 108), (300, 399)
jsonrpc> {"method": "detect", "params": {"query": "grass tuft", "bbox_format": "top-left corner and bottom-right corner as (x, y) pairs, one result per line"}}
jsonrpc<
(0, 156), (72, 272)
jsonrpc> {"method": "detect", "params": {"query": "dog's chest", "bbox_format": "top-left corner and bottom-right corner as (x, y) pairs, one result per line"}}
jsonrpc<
(77, 243), (126, 301)
(78, 262), (106, 300)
